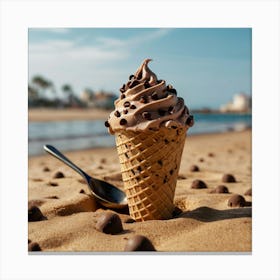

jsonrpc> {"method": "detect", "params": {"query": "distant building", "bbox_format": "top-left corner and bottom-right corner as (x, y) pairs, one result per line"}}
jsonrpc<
(80, 89), (117, 109)
(220, 93), (251, 113)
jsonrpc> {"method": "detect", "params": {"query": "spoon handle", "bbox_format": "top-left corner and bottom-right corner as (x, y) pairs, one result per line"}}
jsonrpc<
(44, 145), (90, 181)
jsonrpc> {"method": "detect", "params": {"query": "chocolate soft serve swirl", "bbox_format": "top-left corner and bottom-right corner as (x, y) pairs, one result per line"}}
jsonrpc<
(105, 59), (194, 134)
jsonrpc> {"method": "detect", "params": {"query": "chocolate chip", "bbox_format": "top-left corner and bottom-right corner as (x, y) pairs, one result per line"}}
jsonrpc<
(142, 112), (151, 120)
(95, 212), (123, 234)
(168, 106), (174, 113)
(139, 96), (148, 103)
(144, 81), (150, 88)
(124, 235), (156, 251)
(228, 194), (246, 207)
(169, 169), (174, 175)
(186, 115), (194, 126)
(208, 152), (215, 157)
(28, 242), (41, 251)
(191, 179), (207, 189)
(114, 110), (121, 117)
(151, 93), (158, 100)
(123, 109), (128, 114)
(158, 109), (165, 116)
(129, 80), (139, 88)
(169, 88), (177, 95)
(213, 185), (229, 193)
(43, 167), (50, 172)
(129, 74), (135, 80)
(28, 205), (45, 222)
(130, 104), (136, 109)
(124, 101), (130, 107)
(120, 119), (127, 125)
(244, 188), (252, 196)
(199, 158), (204, 162)
(164, 139), (169, 144)
(79, 189), (85, 194)
(222, 174), (236, 183)
(120, 84), (126, 93)
(157, 160), (163, 166)
(53, 171), (65, 179)
(120, 93), (126, 99)
(190, 165), (200, 172)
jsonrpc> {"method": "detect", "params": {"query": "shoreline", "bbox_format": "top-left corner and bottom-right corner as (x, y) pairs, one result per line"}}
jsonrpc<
(28, 129), (252, 158)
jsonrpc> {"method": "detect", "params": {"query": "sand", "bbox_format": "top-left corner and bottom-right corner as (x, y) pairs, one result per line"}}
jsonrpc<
(28, 108), (110, 122)
(28, 130), (252, 252)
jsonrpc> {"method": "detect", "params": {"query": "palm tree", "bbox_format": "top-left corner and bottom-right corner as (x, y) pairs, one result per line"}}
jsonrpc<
(31, 75), (53, 98)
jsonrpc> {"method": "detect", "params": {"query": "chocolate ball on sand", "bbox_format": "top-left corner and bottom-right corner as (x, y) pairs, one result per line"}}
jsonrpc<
(191, 179), (207, 189)
(211, 185), (229, 194)
(227, 194), (246, 207)
(95, 212), (123, 234)
(222, 174), (236, 183)
(124, 235), (156, 251)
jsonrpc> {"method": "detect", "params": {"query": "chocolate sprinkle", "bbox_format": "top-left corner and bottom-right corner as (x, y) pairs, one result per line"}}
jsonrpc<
(123, 109), (128, 114)
(114, 110), (121, 117)
(129, 74), (135, 80)
(129, 80), (139, 88)
(168, 106), (174, 113)
(130, 104), (136, 109)
(104, 121), (110, 127)
(120, 119), (127, 125)
(120, 93), (126, 99)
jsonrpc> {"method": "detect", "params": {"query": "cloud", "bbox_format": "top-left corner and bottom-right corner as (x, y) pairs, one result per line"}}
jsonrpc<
(28, 28), (172, 96)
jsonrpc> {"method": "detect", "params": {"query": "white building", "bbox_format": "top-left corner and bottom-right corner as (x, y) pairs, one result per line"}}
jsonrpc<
(220, 93), (251, 112)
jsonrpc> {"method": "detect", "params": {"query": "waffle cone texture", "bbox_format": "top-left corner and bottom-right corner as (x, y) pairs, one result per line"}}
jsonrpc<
(115, 126), (187, 222)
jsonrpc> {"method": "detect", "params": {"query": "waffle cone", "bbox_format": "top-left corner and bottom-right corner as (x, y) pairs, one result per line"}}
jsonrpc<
(115, 126), (187, 222)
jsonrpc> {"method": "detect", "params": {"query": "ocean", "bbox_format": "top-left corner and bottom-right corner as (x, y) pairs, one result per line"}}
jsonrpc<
(28, 113), (252, 156)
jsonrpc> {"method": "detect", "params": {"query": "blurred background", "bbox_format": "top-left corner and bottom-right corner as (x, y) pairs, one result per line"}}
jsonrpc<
(28, 28), (252, 156)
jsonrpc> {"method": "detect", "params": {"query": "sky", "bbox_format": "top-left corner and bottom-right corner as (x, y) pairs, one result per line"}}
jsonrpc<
(28, 28), (251, 109)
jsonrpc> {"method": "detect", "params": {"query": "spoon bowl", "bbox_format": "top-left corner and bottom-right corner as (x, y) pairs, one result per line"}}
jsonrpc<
(44, 145), (127, 209)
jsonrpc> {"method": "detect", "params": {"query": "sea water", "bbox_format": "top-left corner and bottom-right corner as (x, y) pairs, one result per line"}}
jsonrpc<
(28, 113), (252, 156)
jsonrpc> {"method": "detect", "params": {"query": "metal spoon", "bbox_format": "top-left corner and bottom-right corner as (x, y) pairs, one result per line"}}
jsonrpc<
(44, 145), (127, 209)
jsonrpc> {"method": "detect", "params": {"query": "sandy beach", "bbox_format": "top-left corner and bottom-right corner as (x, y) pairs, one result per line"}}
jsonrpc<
(28, 108), (111, 122)
(28, 129), (252, 252)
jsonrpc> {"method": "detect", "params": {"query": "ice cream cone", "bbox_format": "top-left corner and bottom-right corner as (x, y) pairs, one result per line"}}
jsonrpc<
(115, 126), (187, 221)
